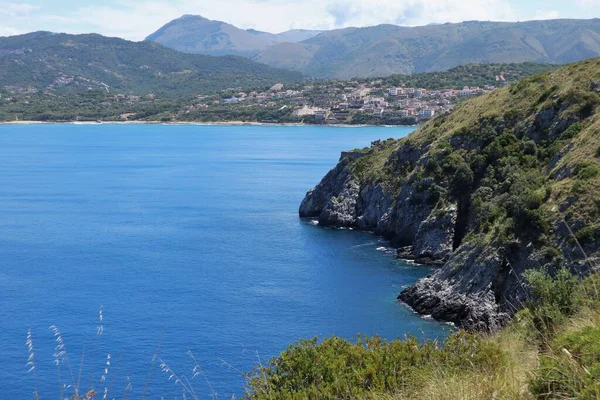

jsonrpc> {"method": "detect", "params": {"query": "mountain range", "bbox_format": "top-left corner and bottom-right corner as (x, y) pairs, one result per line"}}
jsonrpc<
(147, 17), (600, 79)
(0, 31), (304, 97)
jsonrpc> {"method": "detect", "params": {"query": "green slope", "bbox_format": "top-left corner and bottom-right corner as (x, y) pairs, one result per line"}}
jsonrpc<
(375, 62), (557, 89)
(0, 32), (305, 97)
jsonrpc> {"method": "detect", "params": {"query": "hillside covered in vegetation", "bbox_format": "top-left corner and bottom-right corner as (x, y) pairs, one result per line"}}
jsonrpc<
(300, 58), (600, 330)
(0, 32), (304, 97)
(376, 62), (556, 90)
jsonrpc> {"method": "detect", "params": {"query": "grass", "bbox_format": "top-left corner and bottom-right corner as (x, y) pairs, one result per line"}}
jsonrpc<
(373, 326), (538, 400)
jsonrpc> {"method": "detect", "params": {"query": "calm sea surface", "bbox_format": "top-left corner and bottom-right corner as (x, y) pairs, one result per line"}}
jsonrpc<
(0, 124), (450, 398)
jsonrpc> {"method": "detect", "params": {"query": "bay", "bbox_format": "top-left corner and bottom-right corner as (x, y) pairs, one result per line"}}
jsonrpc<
(0, 124), (449, 398)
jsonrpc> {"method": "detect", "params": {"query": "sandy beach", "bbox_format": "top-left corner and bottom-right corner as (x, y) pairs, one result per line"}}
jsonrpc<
(0, 120), (416, 128)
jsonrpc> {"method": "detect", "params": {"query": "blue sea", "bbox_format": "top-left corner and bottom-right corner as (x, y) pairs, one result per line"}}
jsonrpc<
(0, 124), (449, 399)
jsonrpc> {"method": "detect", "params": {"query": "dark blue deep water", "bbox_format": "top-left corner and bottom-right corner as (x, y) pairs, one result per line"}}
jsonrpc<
(0, 124), (450, 398)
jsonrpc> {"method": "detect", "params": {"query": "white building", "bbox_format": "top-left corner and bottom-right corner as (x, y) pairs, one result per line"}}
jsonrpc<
(419, 109), (436, 119)
(367, 97), (388, 107)
(459, 86), (474, 97)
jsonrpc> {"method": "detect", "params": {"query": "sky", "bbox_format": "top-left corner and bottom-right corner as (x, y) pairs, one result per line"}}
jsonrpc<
(0, 0), (598, 41)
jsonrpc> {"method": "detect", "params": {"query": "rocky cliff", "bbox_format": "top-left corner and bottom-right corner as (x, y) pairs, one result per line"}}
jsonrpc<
(300, 59), (600, 330)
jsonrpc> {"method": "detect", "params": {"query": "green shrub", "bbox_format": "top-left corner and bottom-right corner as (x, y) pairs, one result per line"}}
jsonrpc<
(504, 109), (519, 122)
(540, 141), (562, 161)
(530, 327), (600, 399)
(470, 154), (489, 176)
(536, 85), (559, 105)
(442, 152), (466, 174)
(483, 140), (505, 163)
(522, 140), (538, 156)
(542, 246), (562, 261)
(450, 163), (475, 196)
(578, 273), (600, 309)
(575, 226), (598, 245)
(521, 208), (552, 236)
(572, 180), (584, 194)
(246, 332), (506, 399)
(498, 132), (518, 147)
(577, 93), (600, 118)
(561, 122), (583, 140)
(574, 163), (600, 180)
(425, 157), (442, 178)
(523, 267), (581, 338)
(526, 187), (548, 209)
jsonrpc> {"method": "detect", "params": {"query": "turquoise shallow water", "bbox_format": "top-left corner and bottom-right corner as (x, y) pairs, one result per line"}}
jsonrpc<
(0, 124), (450, 398)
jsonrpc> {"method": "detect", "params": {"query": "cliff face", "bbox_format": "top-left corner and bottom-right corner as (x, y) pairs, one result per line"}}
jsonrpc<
(300, 59), (600, 330)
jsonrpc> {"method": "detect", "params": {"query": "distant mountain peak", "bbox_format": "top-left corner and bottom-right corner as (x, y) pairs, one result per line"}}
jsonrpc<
(146, 15), (324, 57)
(246, 29), (268, 35)
(178, 14), (210, 20)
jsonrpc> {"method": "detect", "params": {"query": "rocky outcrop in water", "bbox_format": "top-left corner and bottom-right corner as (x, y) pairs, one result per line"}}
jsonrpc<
(299, 146), (559, 330)
(300, 145), (509, 330)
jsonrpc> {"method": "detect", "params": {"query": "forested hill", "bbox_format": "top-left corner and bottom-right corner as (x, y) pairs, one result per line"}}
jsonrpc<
(376, 63), (556, 89)
(0, 32), (305, 97)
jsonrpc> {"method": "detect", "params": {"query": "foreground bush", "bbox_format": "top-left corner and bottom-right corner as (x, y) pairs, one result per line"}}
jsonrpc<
(522, 267), (581, 339)
(245, 332), (506, 399)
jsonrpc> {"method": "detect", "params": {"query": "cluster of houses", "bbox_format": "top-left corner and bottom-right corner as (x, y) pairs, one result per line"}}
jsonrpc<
(211, 80), (499, 124)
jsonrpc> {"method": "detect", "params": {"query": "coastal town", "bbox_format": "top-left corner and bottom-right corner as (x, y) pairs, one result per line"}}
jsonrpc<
(177, 78), (506, 125)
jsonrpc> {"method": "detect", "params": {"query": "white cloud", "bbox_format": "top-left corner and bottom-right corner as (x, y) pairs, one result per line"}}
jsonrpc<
(323, 0), (516, 28)
(0, 2), (37, 36)
(0, 2), (38, 17)
(532, 10), (561, 20)
(0, 26), (24, 37)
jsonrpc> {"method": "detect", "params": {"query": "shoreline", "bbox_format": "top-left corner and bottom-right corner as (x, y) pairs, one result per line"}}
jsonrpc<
(0, 120), (419, 128)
